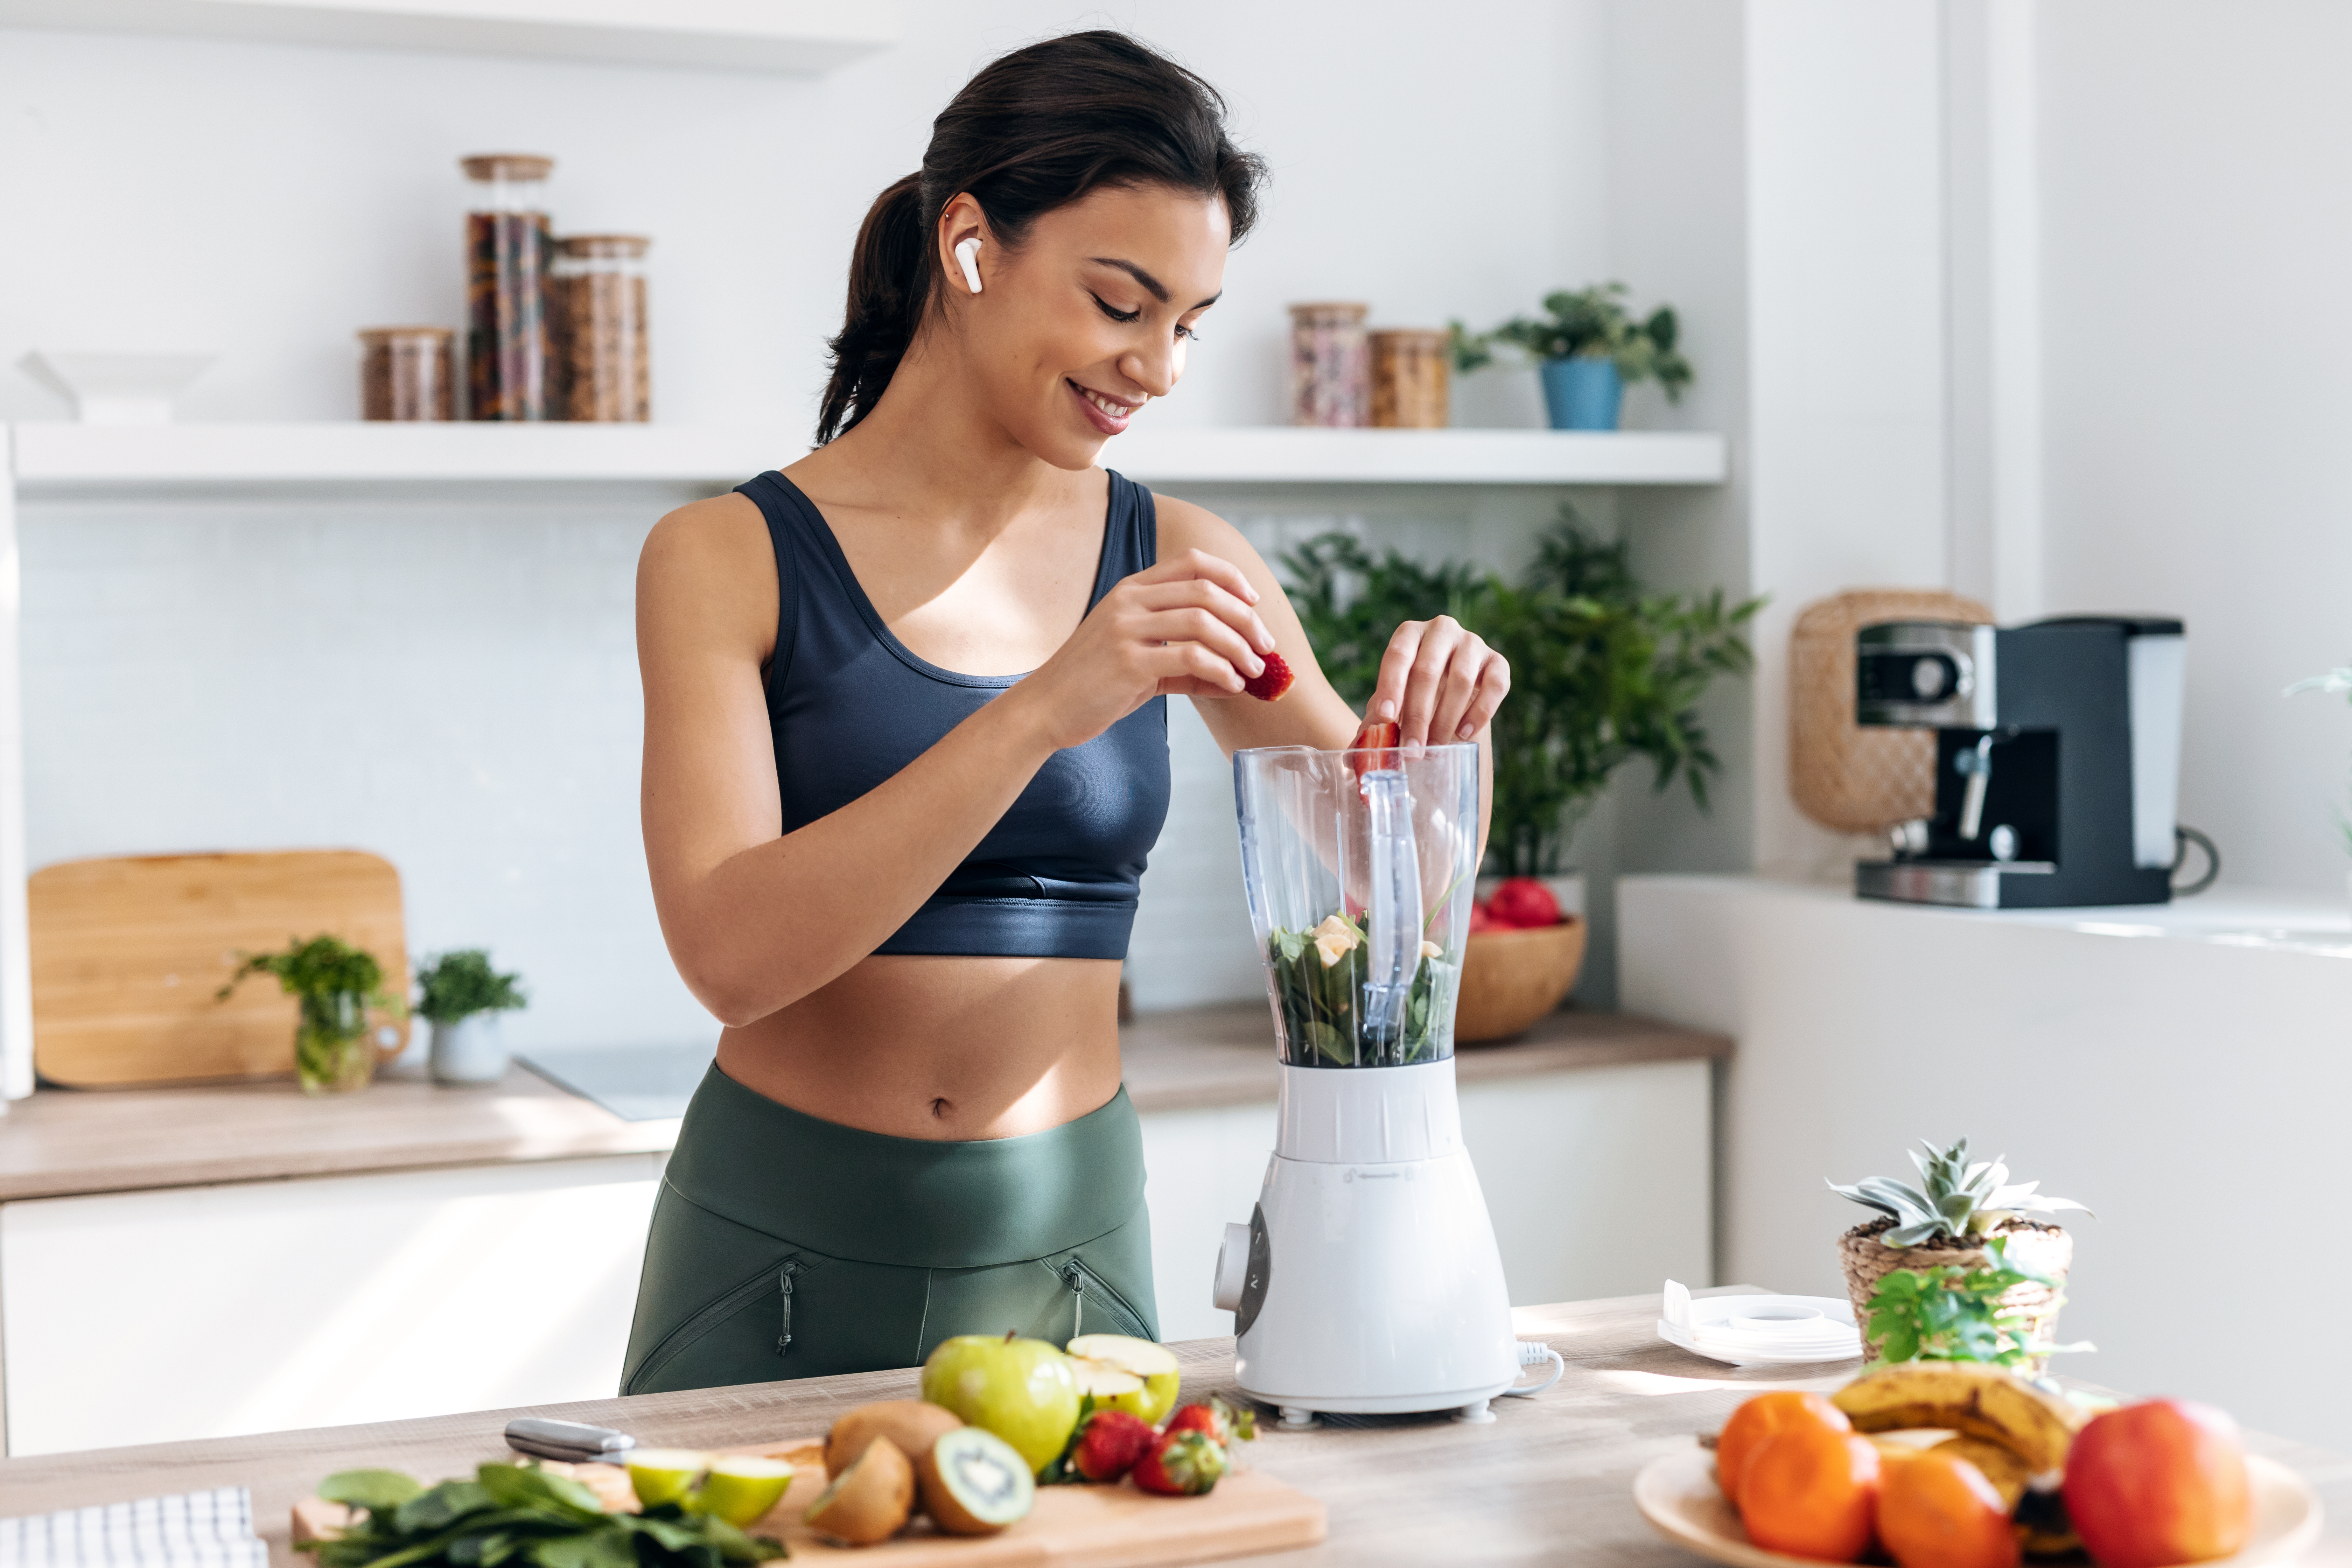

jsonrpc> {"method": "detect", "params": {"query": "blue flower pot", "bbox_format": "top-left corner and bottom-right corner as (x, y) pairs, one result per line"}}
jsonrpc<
(1539, 357), (1623, 430)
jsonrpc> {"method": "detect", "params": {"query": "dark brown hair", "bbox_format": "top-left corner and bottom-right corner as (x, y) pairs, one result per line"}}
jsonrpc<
(816, 31), (1266, 444)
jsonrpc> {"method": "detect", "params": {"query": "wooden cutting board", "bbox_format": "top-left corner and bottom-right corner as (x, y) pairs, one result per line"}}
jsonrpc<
(295, 1436), (1328, 1567)
(28, 850), (411, 1088)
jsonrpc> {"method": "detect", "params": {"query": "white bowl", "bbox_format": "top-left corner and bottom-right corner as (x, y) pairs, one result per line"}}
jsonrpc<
(19, 351), (216, 424)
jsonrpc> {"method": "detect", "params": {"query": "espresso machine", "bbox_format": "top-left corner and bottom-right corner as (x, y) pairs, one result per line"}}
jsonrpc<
(1853, 615), (2186, 908)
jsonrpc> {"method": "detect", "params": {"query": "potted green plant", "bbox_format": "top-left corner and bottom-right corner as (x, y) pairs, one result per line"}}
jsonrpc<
(217, 933), (399, 1095)
(1829, 1136), (2091, 1366)
(415, 948), (527, 1086)
(1284, 509), (1758, 1035)
(1451, 283), (1693, 430)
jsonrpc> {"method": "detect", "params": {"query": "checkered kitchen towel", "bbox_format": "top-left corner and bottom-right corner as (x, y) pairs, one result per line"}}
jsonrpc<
(0, 1486), (265, 1568)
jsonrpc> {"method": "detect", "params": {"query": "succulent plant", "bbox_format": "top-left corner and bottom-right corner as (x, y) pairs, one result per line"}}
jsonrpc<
(1830, 1137), (2091, 1248)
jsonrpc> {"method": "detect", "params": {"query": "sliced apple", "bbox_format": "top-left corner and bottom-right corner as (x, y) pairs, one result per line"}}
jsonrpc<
(1066, 1334), (1181, 1426)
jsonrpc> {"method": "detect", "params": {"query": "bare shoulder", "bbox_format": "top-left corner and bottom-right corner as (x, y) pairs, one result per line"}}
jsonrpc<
(1149, 491), (1275, 577)
(637, 491), (777, 656)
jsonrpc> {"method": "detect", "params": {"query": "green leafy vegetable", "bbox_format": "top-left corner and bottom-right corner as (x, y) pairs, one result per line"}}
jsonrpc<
(1266, 912), (1452, 1068)
(305, 1463), (784, 1568)
(415, 949), (528, 1024)
(1862, 1237), (2092, 1368)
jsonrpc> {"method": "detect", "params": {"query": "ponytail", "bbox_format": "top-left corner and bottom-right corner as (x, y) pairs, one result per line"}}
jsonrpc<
(817, 174), (929, 446)
(813, 31), (1266, 446)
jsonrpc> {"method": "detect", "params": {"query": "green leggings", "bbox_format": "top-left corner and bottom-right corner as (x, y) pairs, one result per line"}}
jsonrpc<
(622, 1065), (1158, 1395)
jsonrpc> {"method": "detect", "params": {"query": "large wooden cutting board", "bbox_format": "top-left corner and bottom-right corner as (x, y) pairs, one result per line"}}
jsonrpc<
(28, 850), (411, 1088)
(295, 1436), (1327, 1567)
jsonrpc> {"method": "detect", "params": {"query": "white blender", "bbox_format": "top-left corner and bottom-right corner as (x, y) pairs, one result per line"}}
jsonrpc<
(1211, 741), (1564, 1427)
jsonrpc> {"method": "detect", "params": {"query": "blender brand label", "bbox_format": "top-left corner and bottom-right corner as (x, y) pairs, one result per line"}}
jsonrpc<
(1235, 1204), (1272, 1338)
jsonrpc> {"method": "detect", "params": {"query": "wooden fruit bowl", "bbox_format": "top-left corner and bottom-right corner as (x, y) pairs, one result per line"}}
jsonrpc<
(1455, 918), (1587, 1043)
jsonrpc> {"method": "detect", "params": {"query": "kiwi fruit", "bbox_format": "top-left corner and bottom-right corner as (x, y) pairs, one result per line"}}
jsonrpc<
(804, 1434), (915, 1546)
(916, 1426), (1036, 1537)
(824, 1400), (964, 1475)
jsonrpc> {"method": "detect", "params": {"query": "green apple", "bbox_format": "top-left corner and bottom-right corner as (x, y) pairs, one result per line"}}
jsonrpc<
(625, 1448), (709, 1509)
(1067, 1334), (1181, 1426)
(693, 1455), (794, 1527)
(920, 1333), (1081, 1476)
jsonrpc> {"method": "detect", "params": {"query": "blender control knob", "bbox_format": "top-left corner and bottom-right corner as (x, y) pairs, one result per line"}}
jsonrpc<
(1212, 1222), (1250, 1312)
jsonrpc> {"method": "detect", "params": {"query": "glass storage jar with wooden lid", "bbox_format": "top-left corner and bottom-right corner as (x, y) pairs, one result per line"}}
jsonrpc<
(357, 327), (454, 421)
(1370, 328), (1449, 428)
(550, 234), (650, 422)
(1288, 301), (1370, 427)
(461, 153), (554, 421)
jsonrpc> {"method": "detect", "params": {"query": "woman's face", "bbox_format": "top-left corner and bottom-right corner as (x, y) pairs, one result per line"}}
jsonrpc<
(945, 183), (1230, 470)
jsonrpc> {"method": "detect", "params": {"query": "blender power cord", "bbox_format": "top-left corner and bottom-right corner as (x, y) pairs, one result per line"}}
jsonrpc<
(1504, 1339), (1566, 1397)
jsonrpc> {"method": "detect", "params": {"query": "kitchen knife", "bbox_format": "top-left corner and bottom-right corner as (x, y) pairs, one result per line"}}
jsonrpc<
(505, 1417), (638, 1462)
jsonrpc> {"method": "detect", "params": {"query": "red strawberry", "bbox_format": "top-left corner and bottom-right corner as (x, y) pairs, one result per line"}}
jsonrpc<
(1241, 651), (1295, 701)
(1488, 877), (1561, 929)
(1164, 1396), (1256, 1447)
(1347, 718), (1402, 781)
(1068, 1408), (1158, 1483)
(1130, 1429), (1227, 1496)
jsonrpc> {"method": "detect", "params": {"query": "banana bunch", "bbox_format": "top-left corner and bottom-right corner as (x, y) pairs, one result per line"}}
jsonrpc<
(1837, 1362), (2092, 1556)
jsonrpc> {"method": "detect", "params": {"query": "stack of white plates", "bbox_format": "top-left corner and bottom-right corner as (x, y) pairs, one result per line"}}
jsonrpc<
(1656, 1279), (1863, 1366)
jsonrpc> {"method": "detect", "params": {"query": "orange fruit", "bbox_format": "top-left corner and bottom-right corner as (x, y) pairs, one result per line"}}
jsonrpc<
(1740, 1426), (1883, 1562)
(1877, 1449), (2021, 1568)
(1717, 1391), (1852, 1507)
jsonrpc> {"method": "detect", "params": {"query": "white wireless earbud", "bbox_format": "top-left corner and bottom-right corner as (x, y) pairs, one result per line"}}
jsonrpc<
(954, 236), (983, 294)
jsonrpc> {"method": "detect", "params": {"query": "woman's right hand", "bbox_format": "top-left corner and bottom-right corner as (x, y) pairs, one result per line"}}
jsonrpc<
(1013, 548), (1276, 750)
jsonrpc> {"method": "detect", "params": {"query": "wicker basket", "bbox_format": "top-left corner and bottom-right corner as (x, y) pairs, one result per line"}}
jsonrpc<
(1790, 589), (1993, 832)
(1839, 1216), (2073, 1369)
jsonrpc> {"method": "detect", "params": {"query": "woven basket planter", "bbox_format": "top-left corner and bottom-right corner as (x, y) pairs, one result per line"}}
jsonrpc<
(1839, 1216), (2074, 1369)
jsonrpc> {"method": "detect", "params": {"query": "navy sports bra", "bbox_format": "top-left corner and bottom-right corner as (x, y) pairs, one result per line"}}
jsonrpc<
(735, 470), (1171, 961)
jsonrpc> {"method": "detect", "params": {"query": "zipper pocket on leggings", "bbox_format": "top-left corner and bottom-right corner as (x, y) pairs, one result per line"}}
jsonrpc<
(1060, 1257), (1150, 1340)
(776, 1258), (804, 1357)
(630, 1259), (783, 1393)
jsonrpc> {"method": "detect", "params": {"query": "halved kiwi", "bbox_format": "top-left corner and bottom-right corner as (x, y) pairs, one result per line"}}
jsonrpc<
(824, 1399), (964, 1475)
(805, 1434), (915, 1546)
(916, 1426), (1036, 1537)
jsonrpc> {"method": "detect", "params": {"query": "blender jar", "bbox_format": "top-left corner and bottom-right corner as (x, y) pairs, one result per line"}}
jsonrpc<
(461, 154), (554, 421)
(1234, 742), (1479, 1068)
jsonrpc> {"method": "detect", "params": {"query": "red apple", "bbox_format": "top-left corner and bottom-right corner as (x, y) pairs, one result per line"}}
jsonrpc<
(2064, 1399), (2251, 1568)
(1468, 902), (1502, 934)
(1488, 877), (1561, 929)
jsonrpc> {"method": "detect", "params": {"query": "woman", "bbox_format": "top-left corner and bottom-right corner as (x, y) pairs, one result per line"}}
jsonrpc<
(623, 30), (1508, 1394)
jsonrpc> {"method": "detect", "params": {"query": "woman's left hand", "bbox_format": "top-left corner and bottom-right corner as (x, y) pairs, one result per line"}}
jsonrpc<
(1367, 616), (1511, 745)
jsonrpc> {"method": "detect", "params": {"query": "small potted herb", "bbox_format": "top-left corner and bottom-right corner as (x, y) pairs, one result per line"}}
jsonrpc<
(217, 934), (399, 1095)
(1452, 283), (1692, 430)
(415, 948), (527, 1086)
(1830, 1136), (2091, 1366)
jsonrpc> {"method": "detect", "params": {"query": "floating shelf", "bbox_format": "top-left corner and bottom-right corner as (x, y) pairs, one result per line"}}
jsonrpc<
(0, 0), (898, 74)
(7, 423), (1730, 494)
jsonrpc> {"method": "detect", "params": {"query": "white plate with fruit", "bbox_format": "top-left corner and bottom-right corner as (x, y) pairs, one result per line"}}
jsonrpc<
(1633, 1363), (2322, 1568)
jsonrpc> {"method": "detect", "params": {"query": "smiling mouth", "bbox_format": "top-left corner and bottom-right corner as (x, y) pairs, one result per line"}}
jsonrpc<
(1069, 379), (1143, 430)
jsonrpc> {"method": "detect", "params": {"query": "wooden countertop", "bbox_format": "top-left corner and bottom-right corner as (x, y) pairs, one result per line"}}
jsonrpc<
(0, 1007), (1728, 1204)
(0, 1289), (2339, 1568)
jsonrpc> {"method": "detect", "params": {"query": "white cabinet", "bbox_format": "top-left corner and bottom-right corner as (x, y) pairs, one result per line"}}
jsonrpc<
(1139, 1061), (1712, 1342)
(1, 1154), (663, 1456)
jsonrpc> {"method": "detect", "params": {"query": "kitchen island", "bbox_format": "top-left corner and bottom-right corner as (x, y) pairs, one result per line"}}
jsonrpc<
(0, 1289), (2343, 1568)
(0, 1008), (1727, 1457)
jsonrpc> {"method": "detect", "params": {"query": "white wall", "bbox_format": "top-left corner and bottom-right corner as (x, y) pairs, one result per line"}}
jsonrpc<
(2036, 2), (2352, 893)
(0, 2), (1621, 1046)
